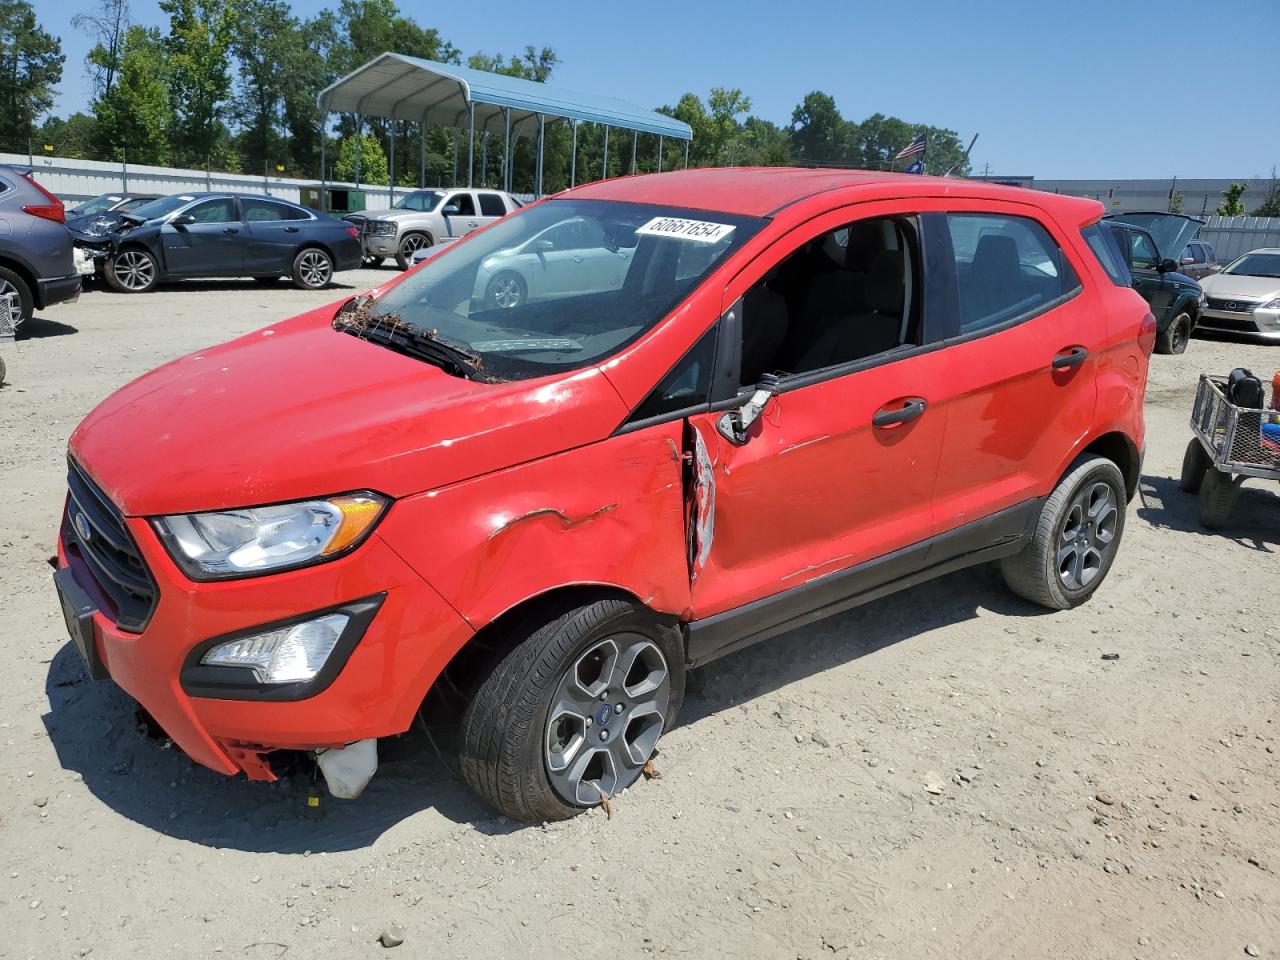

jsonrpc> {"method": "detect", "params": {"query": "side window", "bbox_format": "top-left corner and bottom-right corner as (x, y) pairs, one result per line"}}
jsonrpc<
(1202, 242), (1216, 262)
(629, 325), (718, 422)
(1129, 231), (1159, 270)
(1081, 224), (1130, 287)
(735, 216), (922, 386)
(185, 198), (236, 224)
(446, 193), (476, 217)
(478, 192), (506, 217)
(243, 199), (288, 222)
(947, 213), (1079, 334)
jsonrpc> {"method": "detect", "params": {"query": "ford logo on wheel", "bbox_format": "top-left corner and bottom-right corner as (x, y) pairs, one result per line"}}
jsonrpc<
(73, 512), (92, 543)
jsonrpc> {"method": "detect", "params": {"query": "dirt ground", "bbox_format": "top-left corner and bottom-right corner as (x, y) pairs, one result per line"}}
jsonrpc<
(1, 274), (1278, 960)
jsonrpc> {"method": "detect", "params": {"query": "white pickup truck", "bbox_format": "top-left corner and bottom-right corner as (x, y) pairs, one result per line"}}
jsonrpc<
(345, 188), (522, 269)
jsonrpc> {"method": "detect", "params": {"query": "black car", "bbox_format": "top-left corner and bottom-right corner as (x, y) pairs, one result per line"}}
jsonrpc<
(1101, 212), (1205, 355)
(71, 193), (362, 293)
(65, 193), (159, 239)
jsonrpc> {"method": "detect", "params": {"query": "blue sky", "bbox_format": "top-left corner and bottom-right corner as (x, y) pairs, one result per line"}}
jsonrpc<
(46, 0), (1280, 179)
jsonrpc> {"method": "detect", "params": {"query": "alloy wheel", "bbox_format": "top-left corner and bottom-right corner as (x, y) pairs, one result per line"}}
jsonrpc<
(297, 250), (332, 288)
(544, 633), (670, 806)
(113, 251), (155, 291)
(1056, 481), (1119, 591)
(489, 275), (523, 309)
(399, 235), (428, 260)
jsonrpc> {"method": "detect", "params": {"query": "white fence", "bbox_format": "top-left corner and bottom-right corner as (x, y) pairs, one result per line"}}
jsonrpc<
(1198, 216), (1280, 262)
(2, 152), (401, 208)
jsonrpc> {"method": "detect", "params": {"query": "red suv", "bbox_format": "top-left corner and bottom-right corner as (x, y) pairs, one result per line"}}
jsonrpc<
(54, 169), (1153, 821)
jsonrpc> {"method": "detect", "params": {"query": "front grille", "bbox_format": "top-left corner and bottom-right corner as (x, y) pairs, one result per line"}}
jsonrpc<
(63, 459), (158, 632)
(1199, 314), (1259, 333)
(1206, 297), (1258, 313)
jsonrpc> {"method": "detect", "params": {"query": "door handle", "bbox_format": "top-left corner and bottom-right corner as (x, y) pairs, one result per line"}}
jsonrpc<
(572, 255), (584, 263)
(467, 221), (478, 228)
(222, 227), (239, 234)
(284, 226), (299, 233)
(872, 397), (927, 428)
(1051, 346), (1089, 370)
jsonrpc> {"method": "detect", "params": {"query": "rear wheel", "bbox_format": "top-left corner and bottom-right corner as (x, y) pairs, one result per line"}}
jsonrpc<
(1180, 438), (1210, 493)
(0, 266), (34, 332)
(291, 248), (333, 289)
(395, 233), (431, 270)
(1157, 311), (1191, 355)
(1198, 468), (1239, 529)
(104, 248), (158, 293)
(1001, 455), (1126, 610)
(460, 598), (685, 821)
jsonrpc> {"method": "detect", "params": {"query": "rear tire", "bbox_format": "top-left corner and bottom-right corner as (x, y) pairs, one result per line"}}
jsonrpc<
(0, 354), (7, 385)
(460, 598), (685, 822)
(1180, 438), (1210, 493)
(104, 248), (158, 293)
(1001, 455), (1127, 610)
(1198, 468), (1238, 529)
(291, 248), (333, 290)
(1157, 312), (1191, 355)
(0, 265), (34, 332)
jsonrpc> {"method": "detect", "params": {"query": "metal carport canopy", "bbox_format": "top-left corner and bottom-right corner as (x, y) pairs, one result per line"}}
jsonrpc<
(316, 53), (691, 198)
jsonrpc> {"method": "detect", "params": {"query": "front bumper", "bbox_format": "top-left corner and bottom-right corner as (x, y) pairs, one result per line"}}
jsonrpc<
(55, 507), (473, 778)
(1198, 305), (1280, 341)
(363, 234), (400, 258)
(36, 273), (82, 309)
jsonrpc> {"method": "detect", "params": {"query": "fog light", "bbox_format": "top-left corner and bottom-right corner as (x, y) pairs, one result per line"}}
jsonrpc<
(202, 613), (349, 684)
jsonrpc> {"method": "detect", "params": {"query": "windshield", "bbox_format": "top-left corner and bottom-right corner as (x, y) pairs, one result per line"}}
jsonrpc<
(361, 199), (762, 381)
(128, 195), (197, 221)
(72, 195), (124, 216)
(1223, 252), (1280, 278)
(393, 190), (444, 212)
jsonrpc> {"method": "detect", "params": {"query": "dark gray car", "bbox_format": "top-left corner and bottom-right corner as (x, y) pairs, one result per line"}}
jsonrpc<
(0, 164), (81, 334)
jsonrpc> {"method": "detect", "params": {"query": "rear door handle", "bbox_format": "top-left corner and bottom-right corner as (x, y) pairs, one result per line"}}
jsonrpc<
(284, 226), (299, 233)
(872, 397), (927, 428)
(1052, 346), (1089, 370)
(222, 227), (239, 234)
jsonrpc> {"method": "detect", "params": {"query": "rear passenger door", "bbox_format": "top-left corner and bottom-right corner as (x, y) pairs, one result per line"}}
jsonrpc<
(241, 198), (311, 274)
(923, 207), (1099, 528)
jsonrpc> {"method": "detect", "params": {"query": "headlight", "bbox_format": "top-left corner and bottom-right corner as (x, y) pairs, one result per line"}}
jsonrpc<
(154, 493), (388, 580)
(368, 219), (397, 236)
(1259, 298), (1280, 310)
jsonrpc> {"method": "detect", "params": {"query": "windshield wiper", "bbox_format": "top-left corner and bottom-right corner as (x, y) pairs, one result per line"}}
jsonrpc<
(333, 307), (491, 381)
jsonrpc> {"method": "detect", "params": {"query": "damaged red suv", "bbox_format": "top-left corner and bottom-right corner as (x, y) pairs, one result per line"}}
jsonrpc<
(55, 169), (1152, 820)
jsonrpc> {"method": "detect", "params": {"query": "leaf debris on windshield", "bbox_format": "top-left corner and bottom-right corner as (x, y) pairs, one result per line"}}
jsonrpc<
(333, 298), (494, 382)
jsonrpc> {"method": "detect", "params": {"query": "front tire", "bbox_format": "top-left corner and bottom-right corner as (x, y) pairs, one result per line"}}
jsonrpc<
(104, 248), (157, 293)
(485, 271), (527, 309)
(291, 248), (333, 290)
(394, 233), (431, 270)
(460, 598), (685, 822)
(1198, 469), (1238, 529)
(1180, 438), (1210, 493)
(1157, 311), (1191, 355)
(1001, 455), (1127, 610)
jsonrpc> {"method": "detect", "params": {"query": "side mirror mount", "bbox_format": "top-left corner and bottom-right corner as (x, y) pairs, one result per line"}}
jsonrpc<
(532, 238), (554, 253)
(171, 213), (196, 226)
(441, 204), (459, 216)
(1157, 258), (1179, 274)
(1179, 256), (1196, 265)
(717, 373), (780, 446)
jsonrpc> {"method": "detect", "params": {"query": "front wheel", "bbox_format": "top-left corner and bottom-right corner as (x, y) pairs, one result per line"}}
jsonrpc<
(394, 233), (431, 270)
(460, 598), (685, 821)
(291, 248), (333, 290)
(1198, 468), (1239, 529)
(1180, 438), (1210, 493)
(104, 248), (158, 293)
(485, 271), (526, 309)
(1001, 455), (1127, 610)
(1157, 312), (1191, 355)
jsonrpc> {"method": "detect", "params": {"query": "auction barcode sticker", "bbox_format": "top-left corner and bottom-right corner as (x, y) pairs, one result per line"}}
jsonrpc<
(635, 217), (736, 244)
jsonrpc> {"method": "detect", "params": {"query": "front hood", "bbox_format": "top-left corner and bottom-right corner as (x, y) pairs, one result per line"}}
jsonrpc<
(69, 304), (627, 516)
(1105, 212), (1204, 261)
(1200, 273), (1280, 301)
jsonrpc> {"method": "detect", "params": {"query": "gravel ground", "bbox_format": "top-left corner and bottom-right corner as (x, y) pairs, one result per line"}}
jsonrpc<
(1, 274), (1278, 960)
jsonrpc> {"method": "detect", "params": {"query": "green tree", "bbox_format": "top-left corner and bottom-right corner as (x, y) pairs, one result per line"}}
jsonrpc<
(91, 24), (169, 162)
(1168, 190), (1184, 214)
(280, 9), (336, 173)
(35, 111), (97, 157)
(734, 116), (792, 167)
(1216, 182), (1247, 217)
(73, 0), (129, 99)
(790, 90), (848, 163)
(160, 0), (238, 162)
(333, 132), (387, 185)
(468, 45), (557, 82)
(1251, 168), (1280, 217)
(0, 0), (64, 146)
(232, 0), (297, 173)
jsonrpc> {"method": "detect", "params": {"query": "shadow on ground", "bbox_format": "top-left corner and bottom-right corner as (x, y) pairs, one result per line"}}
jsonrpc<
(1138, 472), (1280, 553)
(21, 316), (79, 338)
(43, 562), (1049, 852)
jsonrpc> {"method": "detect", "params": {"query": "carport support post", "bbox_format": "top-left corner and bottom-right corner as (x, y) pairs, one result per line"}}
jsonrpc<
(630, 131), (637, 174)
(419, 121), (426, 188)
(657, 135), (663, 173)
(389, 120), (396, 206)
(602, 125), (609, 179)
(319, 114), (327, 208)
(684, 140), (690, 169)
(467, 101), (475, 188)
(535, 113), (545, 198)
(570, 120), (578, 187)
(354, 113), (362, 187)
(451, 131), (458, 186)
(502, 108), (511, 192)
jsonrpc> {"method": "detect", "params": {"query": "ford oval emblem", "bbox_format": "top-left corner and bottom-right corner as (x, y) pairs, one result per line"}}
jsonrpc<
(73, 511), (92, 543)
(595, 703), (614, 727)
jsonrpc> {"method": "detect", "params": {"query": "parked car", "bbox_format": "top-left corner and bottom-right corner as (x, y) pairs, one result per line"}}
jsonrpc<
(0, 164), (81, 332)
(1102, 212), (1204, 354)
(66, 193), (157, 227)
(1197, 248), (1280, 341)
(55, 169), (1152, 821)
(71, 193), (362, 293)
(346, 188), (521, 269)
(1177, 238), (1219, 280)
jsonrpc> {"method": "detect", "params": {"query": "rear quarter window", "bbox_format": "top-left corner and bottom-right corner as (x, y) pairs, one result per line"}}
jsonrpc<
(1082, 224), (1131, 287)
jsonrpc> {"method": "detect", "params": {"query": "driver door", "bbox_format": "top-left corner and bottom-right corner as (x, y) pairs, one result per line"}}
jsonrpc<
(161, 197), (244, 276)
(1125, 228), (1175, 324)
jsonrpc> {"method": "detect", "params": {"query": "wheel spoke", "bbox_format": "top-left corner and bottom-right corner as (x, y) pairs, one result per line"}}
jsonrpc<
(1056, 476), (1121, 592)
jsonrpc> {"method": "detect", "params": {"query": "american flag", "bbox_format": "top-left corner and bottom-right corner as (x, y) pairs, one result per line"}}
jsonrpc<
(895, 133), (927, 160)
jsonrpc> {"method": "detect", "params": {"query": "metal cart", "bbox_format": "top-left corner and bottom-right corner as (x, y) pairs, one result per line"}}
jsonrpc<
(0, 291), (17, 386)
(1181, 373), (1280, 528)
